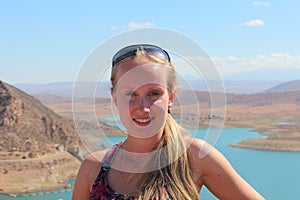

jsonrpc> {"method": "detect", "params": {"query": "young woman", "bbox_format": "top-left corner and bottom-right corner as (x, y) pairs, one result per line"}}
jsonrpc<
(72, 44), (264, 200)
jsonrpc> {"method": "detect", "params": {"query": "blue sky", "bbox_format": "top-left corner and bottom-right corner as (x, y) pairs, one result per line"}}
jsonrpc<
(1, 0), (300, 84)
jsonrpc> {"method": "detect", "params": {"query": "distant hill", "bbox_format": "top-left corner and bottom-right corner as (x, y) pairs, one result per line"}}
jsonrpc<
(264, 80), (300, 93)
(0, 80), (86, 157)
(0, 80), (124, 194)
(175, 90), (300, 107)
(14, 80), (282, 95)
(0, 80), (87, 194)
(184, 80), (281, 94)
(14, 81), (112, 96)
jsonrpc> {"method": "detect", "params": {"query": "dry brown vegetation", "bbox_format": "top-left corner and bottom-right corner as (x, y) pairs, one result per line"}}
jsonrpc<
(0, 81), (122, 195)
(36, 90), (300, 152)
(1, 79), (299, 195)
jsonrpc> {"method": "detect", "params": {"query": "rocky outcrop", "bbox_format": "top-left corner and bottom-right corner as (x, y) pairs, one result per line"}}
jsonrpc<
(0, 81), (85, 158)
(0, 80), (88, 194)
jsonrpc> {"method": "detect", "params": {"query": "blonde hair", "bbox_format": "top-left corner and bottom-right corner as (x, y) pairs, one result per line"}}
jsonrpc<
(111, 47), (200, 200)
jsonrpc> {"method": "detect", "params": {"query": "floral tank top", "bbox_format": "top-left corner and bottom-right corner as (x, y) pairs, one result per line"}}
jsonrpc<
(90, 142), (171, 200)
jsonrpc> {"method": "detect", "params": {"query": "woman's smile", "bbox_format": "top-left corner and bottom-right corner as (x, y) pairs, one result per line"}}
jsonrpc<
(133, 117), (154, 126)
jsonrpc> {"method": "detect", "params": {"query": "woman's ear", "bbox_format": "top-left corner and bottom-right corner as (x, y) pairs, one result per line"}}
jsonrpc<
(168, 91), (176, 108)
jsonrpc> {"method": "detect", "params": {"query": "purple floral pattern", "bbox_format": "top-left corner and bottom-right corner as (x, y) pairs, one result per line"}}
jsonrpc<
(90, 142), (171, 200)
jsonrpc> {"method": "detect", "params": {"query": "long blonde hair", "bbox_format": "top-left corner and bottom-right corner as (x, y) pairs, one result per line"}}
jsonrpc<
(111, 47), (200, 200)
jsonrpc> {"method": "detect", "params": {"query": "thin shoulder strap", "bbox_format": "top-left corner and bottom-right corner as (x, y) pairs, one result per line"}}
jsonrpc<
(102, 141), (123, 169)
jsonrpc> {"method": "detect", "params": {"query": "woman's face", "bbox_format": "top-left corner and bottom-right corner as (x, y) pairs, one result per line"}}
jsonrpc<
(112, 59), (175, 139)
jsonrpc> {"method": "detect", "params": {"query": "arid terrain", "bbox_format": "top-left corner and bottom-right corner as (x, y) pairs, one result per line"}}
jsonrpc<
(0, 81), (122, 195)
(1, 80), (299, 195)
(36, 87), (300, 152)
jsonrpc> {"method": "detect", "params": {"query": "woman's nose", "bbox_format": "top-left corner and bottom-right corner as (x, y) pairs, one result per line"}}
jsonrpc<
(136, 97), (151, 112)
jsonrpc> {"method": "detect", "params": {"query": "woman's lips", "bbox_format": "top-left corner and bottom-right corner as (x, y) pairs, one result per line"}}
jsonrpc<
(133, 117), (153, 126)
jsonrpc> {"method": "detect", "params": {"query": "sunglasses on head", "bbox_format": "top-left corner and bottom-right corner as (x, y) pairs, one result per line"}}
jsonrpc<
(112, 44), (171, 67)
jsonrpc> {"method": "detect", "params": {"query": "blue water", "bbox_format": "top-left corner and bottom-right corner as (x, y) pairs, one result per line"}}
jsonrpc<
(99, 115), (126, 131)
(1, 128), (300, 200)
(277, 122), (295, 125)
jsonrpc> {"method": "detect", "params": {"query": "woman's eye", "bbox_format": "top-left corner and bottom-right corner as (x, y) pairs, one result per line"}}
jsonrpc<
(125, 92), (134, 96)
(149, 91), (161, 96)
(125, 91), (137, 97)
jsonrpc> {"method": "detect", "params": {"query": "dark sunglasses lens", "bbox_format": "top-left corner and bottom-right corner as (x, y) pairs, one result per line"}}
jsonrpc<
(112, 45), (170, 66)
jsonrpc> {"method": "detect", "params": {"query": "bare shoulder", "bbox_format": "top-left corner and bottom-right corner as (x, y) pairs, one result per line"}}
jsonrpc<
(186, 137), (235, 185)
(80, 149), (109, 178)
(72, 149), (109, 198)
(84, 150), (108, 165)
(186, 138), (216, 161)
(186, 138), (218, 172)
(186, 137), (238, 176)
(186, 138), (265, 199)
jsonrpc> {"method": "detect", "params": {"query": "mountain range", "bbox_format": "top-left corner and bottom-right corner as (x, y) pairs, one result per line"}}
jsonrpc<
(12, 79), (300, 97)
(264, 80), (300, 93)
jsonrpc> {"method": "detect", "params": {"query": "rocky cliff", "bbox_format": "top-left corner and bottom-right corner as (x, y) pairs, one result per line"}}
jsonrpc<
(0, 80), (86, 158)
(0, 81), (88, 194)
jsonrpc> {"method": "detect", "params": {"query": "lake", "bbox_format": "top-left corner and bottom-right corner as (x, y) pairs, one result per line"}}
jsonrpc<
(1, 128), (299, 200)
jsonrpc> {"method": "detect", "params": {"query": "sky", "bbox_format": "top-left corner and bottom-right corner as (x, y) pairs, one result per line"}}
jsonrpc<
(1, 0), (300, 84)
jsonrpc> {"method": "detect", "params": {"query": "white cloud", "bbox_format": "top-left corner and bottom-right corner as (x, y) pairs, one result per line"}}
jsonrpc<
(242, 19), (265, 26)
(128, 22), (155, 29)
(110, 25), (124, 30)
(111, 22), (155, 30)
(111, 25), (120, 30)
(166, 53), (300, 81)
(253, 1), (271, 7)
(212, 53), (300, 76)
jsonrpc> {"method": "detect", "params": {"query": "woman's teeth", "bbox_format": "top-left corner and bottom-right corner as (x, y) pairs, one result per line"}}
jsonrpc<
(135, 118), (151, 123)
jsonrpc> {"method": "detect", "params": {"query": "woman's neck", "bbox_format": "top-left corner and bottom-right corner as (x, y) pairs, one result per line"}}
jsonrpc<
(124, 132), (163, 153)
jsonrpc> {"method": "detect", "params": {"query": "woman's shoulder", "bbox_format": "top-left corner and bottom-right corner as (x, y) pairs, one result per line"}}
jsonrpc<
(72, 149), (110, 198)
(186, 138), (224, 173)
(186, 137), (239, 178)
(81, 149), (109, 170)
(186, 137), (214, 158)
(185, 139), (265, 199)
(77, 149), (109, 182)
(81, 142), (122, 171)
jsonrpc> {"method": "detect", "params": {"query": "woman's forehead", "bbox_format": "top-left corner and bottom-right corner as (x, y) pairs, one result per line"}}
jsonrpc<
(115, 62), (168, 90)
(120, 83), (166, 92)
